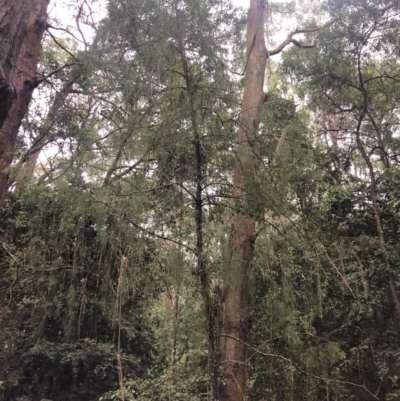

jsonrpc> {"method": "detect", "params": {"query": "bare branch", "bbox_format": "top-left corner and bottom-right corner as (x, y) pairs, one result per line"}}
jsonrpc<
(46, 23), (85, 44)
(37, 62), (81, 84)
(76, 2), (89, 48)
(267, 26), (324, 58)
(46, 28), (80, 62)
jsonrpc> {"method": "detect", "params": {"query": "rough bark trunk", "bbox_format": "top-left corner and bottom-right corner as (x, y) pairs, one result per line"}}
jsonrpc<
(218, 1), (266, 400)
(0, 0), (49, 204)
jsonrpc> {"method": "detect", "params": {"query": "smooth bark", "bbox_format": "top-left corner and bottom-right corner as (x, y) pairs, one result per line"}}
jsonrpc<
(218, 1), (266, 400)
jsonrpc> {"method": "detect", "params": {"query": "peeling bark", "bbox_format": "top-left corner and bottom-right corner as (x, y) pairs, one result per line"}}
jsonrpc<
(0, 0), (49, 204)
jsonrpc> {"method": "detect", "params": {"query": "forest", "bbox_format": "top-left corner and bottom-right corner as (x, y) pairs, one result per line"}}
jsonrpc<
(1, 0), (400, 400)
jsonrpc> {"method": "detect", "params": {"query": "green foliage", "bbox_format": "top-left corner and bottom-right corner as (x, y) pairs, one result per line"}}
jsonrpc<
(2, 0), (400, 400)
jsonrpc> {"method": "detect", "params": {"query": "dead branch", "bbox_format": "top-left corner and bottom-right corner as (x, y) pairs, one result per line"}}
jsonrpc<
(267, 26), (325, 58)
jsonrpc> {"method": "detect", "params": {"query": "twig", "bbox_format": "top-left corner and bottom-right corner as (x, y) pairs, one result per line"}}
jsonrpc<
(46, 23), (84, 44)
(46, 28), (80, 62)
(321, 250), (356, 299)
(37, 62), (81, 84)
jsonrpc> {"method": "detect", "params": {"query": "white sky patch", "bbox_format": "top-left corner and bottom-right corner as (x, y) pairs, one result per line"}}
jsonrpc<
(232, 0), (247, 8)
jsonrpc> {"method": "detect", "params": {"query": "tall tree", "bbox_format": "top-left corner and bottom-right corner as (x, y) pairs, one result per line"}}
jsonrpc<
(218, 1), (266, 399)
(0, 0), (50, 204)
(218, 1), (318, 399)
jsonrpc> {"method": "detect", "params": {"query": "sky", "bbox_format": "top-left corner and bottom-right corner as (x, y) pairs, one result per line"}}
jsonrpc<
(233, 0), (247, 6)
(47, 0), (274, 29)
(49, 0), (250, 19)
(49, 0), (248, 26)
(48, 0), (294, 53)
(48, 0), (249, 47)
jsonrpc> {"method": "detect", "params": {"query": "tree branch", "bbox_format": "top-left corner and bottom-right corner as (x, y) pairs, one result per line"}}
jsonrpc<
(267, 26), (324, 58)
(37, 62), (81, 84)
(46, 28), (80, 62)
(46, 23), (85, 44)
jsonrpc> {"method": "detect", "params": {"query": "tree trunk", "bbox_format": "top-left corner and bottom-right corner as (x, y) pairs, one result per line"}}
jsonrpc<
(0, 0), (49, 204)
(218, 1), (266, 400)
(176, 9), (220, 397)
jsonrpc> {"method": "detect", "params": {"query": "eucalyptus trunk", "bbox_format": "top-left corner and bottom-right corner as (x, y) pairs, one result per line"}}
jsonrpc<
(0, 0), (49, 204)
(218, 1), (266, 400)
